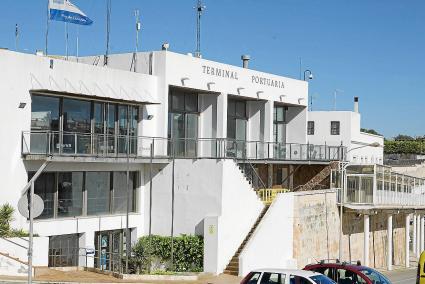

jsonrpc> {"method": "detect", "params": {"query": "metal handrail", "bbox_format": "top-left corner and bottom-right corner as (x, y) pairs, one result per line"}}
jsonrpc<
(22, 130), (347, 162)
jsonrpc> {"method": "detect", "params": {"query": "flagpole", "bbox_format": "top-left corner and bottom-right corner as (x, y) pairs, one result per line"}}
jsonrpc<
(76, 26), (80, 62)
(45, 0), (49, 55)
(65, 22), (69, 60)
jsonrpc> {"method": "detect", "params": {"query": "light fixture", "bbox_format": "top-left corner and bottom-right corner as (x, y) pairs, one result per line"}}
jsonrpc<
(181, 77), (189, 86)
(256, 91), (264, 99)
(147, 114), (154, 120)
(207, 82), (215, 90)
(18, 102), (26, 109)
(237, 87), (245, 94)
(162, 43), (170, 51)
(279, 95), (286, 101)
(303, 69), (313, 81)
(298, 98), (306, 104)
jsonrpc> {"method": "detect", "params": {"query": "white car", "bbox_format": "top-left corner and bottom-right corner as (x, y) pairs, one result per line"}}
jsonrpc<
(241, 269), (337, 284)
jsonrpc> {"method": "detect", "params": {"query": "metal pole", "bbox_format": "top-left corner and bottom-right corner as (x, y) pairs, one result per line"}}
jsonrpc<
(339, 163), (346, 261)
(65, 22), (69, 60)
(170, 155), (175, 271)
(28, 181), (34, 284)
(149, 143), (153, 235)
(45, 0), (49, 55)
(125, 134), (130, 273)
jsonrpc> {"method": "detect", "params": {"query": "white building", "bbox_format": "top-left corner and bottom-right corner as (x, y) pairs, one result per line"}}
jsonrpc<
(1, 48), (423, 278)
(307, 97), (384, 164)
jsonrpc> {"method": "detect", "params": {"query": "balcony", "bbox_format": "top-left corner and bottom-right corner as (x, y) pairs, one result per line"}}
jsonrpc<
(21, 131), (346, 162)
(337, 164), (425, 209)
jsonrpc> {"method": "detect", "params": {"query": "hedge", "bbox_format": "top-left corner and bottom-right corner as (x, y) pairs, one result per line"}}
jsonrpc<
(130, 234), (203, 274)
(385, 140), (425, 154)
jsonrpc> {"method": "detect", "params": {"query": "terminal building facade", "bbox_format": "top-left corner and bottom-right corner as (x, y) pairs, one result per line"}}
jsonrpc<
(0, 49), (424, 276)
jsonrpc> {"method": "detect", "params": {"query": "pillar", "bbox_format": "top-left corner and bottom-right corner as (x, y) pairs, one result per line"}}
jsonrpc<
(216, 93), (228, 139)
(364, 214), (370, 266)
(80, 231), (95, 268)
(413, 213), (417, 256)
(267, 164), (273, 188)
(406, 214), (410, 268)
(421, 215), (424, 253)
(417, 214), (421, 257)
(387, 214), (393, 271)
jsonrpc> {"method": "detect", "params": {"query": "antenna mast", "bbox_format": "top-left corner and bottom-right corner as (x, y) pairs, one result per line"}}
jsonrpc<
(194, 0), (206, 58)
(105, 0), (111, 66)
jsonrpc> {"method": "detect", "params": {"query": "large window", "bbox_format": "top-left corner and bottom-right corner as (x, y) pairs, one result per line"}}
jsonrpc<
(58, 173), (83, 218)
(49, 234), (79, 267)
(331, 121), (340, 135)
(87, 172), (111, 216)
(30, 94), (139, 155)
(168, 90), (199, 157)
(30, 171), (137, 219)
(32, 172), (56, 219)
(227, 99), (247, 158)
(307, 121), (315, 135)
(273, 105), (286, 143)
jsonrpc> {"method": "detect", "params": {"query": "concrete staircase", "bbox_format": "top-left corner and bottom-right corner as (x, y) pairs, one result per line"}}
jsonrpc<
(297, 161), (339, 191)
(223, 205), (270, 276)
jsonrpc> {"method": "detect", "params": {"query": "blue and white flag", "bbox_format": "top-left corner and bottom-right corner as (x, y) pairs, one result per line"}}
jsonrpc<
(49, 0), (93, 26)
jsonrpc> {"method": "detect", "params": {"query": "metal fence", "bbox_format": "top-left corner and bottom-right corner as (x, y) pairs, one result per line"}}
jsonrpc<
(22, 131), (346, 162)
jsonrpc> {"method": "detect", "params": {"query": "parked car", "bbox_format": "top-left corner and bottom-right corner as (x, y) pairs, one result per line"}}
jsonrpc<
(241, 268), (336, 284)
(304, 261), (392, 284)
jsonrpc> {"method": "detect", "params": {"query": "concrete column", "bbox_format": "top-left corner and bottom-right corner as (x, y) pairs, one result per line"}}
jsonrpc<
(364, 214), (370, 266)
(263, 100), (274, 143)
(413, 213), (417, 256)
(216, 93), (228, 138)
(267, 164), (273, 188)
(406, 214), (410, 268)
(80, 231), (95, 268)
(417, 214), (421, 257)
(289, 165), (294, 190)
(387, 214), (393, 271)
(419, 215), (425, 253)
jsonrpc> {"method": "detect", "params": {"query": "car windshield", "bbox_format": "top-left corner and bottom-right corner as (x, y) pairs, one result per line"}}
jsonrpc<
(310, 275), (337, 284)
(360, 268), (391, 284)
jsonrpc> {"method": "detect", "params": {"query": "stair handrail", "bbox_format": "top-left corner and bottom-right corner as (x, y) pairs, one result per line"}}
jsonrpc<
(246, 161), (267, 190)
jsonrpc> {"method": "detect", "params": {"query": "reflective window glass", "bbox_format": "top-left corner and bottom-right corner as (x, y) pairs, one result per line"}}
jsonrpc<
(57, 173), (83, 218)
(93, 103), (104, 134)
(331, 121), (340, 135)
(112, 172), (135, 214)
(185, 94), (198, 112)
(32, 172), (56, 219)
(87, 172), (111, 216)
(31, 95), (60, 131)
(63, 98), (91, 133)
(235, 101), (246, 118)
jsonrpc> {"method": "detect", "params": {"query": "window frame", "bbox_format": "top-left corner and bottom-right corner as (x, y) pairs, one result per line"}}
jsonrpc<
(307, 121), (315, 135)
(330, 121), (340, 135)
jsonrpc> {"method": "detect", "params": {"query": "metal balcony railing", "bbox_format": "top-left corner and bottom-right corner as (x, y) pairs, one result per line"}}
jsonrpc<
(21, 131), (347, 162)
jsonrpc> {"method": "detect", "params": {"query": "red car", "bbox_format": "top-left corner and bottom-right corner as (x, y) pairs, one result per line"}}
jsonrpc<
(304, 262), (392, 284)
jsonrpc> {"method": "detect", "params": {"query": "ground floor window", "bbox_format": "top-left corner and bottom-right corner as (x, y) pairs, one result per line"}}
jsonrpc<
(49, 234), (80, 267)
(29, 171), (138, 220)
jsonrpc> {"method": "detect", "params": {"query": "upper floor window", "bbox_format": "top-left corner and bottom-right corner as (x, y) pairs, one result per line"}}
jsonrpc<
(307, 121), (315, 135)
(169, 91), (198, 113)
(273, 105), (286, 143)
(331, 121), (340, 135)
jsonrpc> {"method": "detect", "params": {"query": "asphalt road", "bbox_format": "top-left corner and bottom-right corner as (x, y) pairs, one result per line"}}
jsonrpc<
(383, 268), (416, 284)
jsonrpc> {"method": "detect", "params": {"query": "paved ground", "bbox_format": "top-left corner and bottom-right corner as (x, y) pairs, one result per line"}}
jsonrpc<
(383, 268), (416, 284)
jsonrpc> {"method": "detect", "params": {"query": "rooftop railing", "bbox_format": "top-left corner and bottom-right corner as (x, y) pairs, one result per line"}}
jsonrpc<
(22, 131), (346, 162)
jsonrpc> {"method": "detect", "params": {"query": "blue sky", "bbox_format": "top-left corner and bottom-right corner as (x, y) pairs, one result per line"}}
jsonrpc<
(0, 0), (424, 138)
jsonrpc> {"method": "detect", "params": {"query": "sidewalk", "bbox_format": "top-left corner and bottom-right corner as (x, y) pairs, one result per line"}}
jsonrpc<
(0, 270), (242, 284)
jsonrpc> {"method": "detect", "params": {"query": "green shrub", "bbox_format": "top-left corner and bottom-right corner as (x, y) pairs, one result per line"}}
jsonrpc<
(384, 140), (425, 154)
(131, 234), (203, 274)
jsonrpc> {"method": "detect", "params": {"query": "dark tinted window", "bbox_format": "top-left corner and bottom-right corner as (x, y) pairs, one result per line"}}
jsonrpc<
(245, 272), (261, 284)
(31, 95), (60, 131)
(310, 275), (336, 284)
(260, 272), (284, 284)
(290, 275), (310, 284)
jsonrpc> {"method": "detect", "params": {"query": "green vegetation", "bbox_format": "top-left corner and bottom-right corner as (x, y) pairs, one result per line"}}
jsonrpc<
(130, 234), (203, 274)
(0, 203), (29, 237)
(361, 128), (381, 136)
(385, 140), (425, 155)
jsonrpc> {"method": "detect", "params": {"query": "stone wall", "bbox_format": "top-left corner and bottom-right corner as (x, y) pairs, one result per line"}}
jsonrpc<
(292, 190), (407, 269)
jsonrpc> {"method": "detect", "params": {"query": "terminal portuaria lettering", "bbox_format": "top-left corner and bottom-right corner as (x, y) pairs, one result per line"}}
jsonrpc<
(202, 65), (239, 80)
(252, 75), (285, 89)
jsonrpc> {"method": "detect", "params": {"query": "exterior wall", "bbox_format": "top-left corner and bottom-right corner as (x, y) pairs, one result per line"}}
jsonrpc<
(0, 50), (154, 268)
(308, 111), (384, 164)
(293, 190), (340, 268)
(0, 237), (49, 267)
(146, 159), (263, 274)
(239, 193), (295, 277)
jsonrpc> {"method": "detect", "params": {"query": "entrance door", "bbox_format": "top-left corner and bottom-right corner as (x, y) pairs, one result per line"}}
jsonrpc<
(169, 113), (198, 157)
(95, 230), (127, 273)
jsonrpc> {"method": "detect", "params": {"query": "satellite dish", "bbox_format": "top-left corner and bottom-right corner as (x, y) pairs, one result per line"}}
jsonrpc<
(18, 194), (44, 219)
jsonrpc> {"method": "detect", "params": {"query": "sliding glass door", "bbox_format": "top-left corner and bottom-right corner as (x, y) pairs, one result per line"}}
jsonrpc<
(168, 90), (199, 157)
(227, 99), (247, 158)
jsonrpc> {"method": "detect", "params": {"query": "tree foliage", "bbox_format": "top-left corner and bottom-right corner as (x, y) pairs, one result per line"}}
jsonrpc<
(384, 140), (425, 154)
(360, 128), (381, 136)
(0, 204), (29, 238)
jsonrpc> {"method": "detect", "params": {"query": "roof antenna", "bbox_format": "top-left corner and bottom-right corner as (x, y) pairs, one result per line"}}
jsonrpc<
(132, 9), (141, 72)
(194, 0), (206, 58)
(104, 0), (112, 66)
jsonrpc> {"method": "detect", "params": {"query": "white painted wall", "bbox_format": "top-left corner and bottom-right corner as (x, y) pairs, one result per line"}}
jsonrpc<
(239, 193), (295, 277)
(146, 159), (263, 274)
(308, 111), (384, 164)
(0, 237), (49, 267)
(0, 254), (32, 276)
